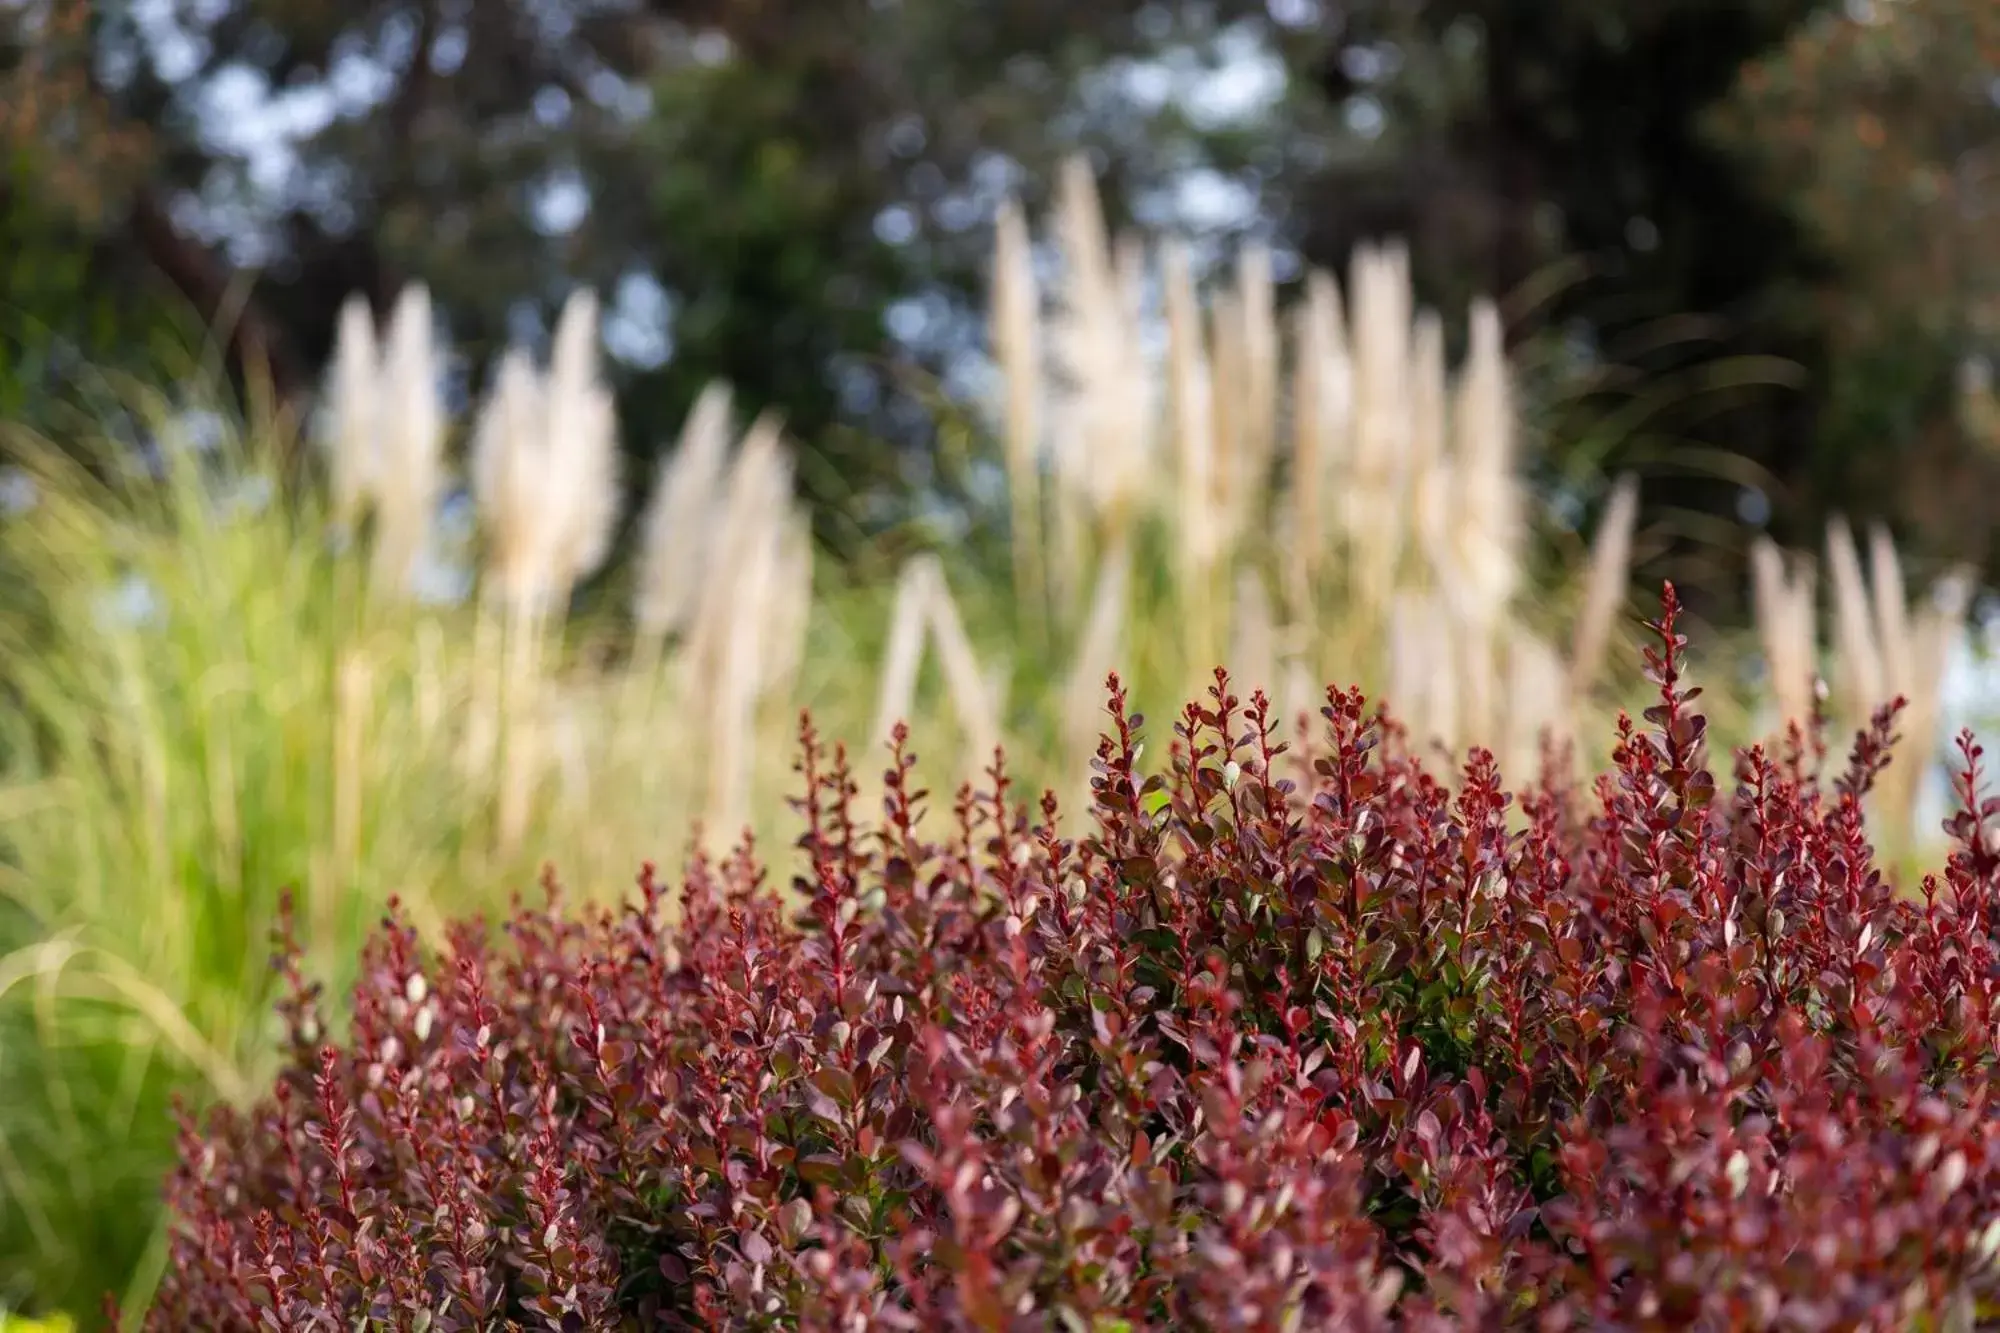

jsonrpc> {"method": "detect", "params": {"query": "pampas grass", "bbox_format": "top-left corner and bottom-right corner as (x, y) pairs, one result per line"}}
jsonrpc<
(8, 154), (1979, 1326)
(1747, 517), (1975, 857)
(970, 154), (1646, 790)
(0, 290), (845, 1318)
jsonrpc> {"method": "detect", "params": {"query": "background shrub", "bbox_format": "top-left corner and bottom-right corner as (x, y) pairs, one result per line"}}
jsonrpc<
(148, 588), (2000, 1330)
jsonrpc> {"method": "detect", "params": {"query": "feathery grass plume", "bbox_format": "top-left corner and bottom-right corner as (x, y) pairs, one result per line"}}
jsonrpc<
(471, 290), (620, 624)
(1446, 299), (1520, 617)
(1345, 242), (1411, 616)
(1387, 591), (1460, 758)
(1206, 287), (1244, 537)
(1849, 522), (1971, 856)
(1503, 627), (1571, 781)
(324, 294), (378, 539)
(464, 347), (541, 785)
(1567, 473), (1642, 696)
(1749, 535), (1819, 732)
(990, 196), (1046, 637)
(1163, 238), (1218, 579)
(1406, 308), (1451, 589)
(467, 291), (619, 852)
(469, 349), (549, 618)
(1287, 269), (1351, 604)
(1233, 240), (1280, 531)
(1062, 536), (1132, 787)
(1907, 568), (1977, 769)
(1867, 522), (1915, 711)
(1046, 155), (1152, 576)
(682, 410), (795, 842)
(1753, 518), (1972, 856)
(1826, 515), (1886, 724)
(1160, 237), (1226, 677)
(540, 290), (620, 600)
(634, 383), (735, 654)
(759, 508), (815, 705)
(369, 284), (444, 597)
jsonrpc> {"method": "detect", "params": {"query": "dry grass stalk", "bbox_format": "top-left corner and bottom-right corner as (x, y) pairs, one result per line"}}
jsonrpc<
(1749, 536), (1819, 731)
(1826, 516), (1886, 722)
(634, 382), (735, 655)
(1287, 271), (1351, 606)
(1568, 473), (1642, 697)
(873, 555), (934, 749)
(1046, 156), (1152, 578)
(681, 411), (794, 841)
(1503, 628), (1571, 781)
(1387, 592), (1460, 759)
(1231, 568), (1277, 706)
(464, 291), (622, 852)
(869, 554), (1002, 776)
(1406, 309), (1449, 583)
(991, 197), (1047, 635)
(924, 562), (1003, 767)
(1346, 242), (1412, 617)
(1233, 242), (1280, 530)
(1162, 238), (1218, 580)
(1063, 536), (1133, 785)
(1867, 522), (1915, 709)
(996, 160), (1645, 792)
(761, 511), (816, 705)
(1753, 518), (1973, 853)
(1441, 300), (1519, 621)
(329, 647), (372, 942)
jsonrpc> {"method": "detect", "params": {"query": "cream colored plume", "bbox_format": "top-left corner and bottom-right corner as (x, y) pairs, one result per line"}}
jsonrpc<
(991, 197), (1046, 619)
(320, 283), (444, 595)
(1406, 309), (1451, 586)
(1288, 269), (1352, 598)
(326, 294), (379, 536)
(470, 348), (551, 616)
(1442, 300), (1519, 620)
(1503, 629), (1571, 780)
(542, 290), (620, 593)
(1345, 242), (1412, 610)
(1046, 155), (1152, 536)
(1749, 536), (1818, 732)
(1567, 473), (1641, 696)
(469, 290), (620, 621)
(1162, 238), (1221, 579)
(760, 509), (816, 703)
(634, 382), (735, 644)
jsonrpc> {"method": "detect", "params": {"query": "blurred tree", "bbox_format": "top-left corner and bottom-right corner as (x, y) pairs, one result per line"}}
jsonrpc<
(14, 0), (1987, 601)
(0, 0), (1274, 545)
(0, 3), (226, 436)
(1263, 0), (1840, 609)
(1714, 0), (2000, 571)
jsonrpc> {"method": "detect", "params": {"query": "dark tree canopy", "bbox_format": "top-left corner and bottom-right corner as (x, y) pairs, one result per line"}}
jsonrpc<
(0, 0), (1991, 598)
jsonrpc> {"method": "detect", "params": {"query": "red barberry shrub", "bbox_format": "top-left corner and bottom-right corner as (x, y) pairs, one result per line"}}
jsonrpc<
(147, 586), (2000, 1330)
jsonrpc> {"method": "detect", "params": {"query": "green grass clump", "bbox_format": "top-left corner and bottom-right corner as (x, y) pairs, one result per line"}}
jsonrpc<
(0, 409), (879, 1319)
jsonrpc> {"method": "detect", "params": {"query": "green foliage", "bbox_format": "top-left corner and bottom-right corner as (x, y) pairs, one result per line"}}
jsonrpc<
(1713, 0), (2000, 560)
(0, 402), (884, 1319)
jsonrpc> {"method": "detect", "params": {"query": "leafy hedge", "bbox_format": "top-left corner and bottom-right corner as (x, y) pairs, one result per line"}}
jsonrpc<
(144, 588), (2000, 1329)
